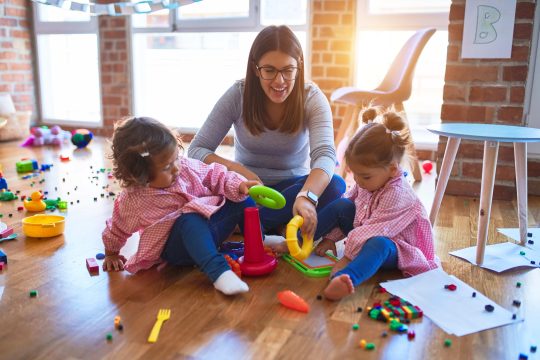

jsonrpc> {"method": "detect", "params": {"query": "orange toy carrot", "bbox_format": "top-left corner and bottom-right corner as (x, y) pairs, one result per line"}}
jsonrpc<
(277, 290), (310, 313)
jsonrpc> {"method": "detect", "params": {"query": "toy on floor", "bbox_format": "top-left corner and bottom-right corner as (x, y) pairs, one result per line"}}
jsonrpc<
(71, 128), (94, 148)
(0, 190), (18, 201)
(237, 185), (284, 276)
(16, 159), (38, 173)
(21, 125), (71, 147)
(22, 214), (65, 238)
(277, 290), (310, 313)
(285, 215), (314, 261)
(23, 191), (47, 212)
(422, 160), (433, 174)
(238, 207), (278, 276)
(0, 173), (7, 190)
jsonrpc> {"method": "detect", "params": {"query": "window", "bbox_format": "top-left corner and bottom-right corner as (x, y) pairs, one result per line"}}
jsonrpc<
(33, 3), (102, 127)
(131, 0), (308, 131)
(356, 1), (450, 147)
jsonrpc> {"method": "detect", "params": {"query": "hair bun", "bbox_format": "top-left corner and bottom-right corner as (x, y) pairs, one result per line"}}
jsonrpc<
(361, 107), (378, 124)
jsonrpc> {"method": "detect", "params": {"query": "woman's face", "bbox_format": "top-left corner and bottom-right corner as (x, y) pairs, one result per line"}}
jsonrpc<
(255, 50), (298, 104)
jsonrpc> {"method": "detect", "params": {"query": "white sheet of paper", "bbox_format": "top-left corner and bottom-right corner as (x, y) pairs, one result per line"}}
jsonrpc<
(0, 286), (4, 301)
(381, 269), (521, 336)
(450, 242), (540, 272)
(498, 228), (539, 251)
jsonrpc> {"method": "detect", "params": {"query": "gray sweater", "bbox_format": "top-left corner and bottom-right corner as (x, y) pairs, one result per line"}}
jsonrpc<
(188, 80), (336, 185)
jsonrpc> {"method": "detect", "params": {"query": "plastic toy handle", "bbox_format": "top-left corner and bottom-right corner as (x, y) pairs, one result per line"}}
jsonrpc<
(248, 185), (286, 209)
(285, 215), (314, 261)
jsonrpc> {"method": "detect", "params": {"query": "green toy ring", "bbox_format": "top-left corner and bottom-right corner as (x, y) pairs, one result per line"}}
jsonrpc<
(248, 185), (286, 209)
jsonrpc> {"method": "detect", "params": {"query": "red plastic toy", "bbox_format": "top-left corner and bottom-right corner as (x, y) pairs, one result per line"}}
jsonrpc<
(86, 258), (99, 275)
(238, 207), (277, 276)
(277, 290), (310, 313)
(422, 160), (433, 174)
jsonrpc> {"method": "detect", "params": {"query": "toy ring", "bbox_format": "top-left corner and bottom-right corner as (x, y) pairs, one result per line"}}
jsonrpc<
(285, 215), (314, 261)
(248, 185), (286, 209)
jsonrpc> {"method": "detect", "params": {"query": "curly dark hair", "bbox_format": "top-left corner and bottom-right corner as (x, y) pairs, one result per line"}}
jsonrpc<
(109, 116), (183, 187)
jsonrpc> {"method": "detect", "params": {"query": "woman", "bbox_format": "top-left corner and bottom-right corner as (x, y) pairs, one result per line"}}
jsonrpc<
(188, 25), (345, 240)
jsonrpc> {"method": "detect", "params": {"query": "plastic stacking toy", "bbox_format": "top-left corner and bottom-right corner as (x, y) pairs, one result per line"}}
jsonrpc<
(248, 185), (286, 209)
(22, 214), (65, 238)
(23, 191), (47, 212)
(285, 215), (314, 261)
(277, 290), (310, 313)
(238, 207), (277, 276)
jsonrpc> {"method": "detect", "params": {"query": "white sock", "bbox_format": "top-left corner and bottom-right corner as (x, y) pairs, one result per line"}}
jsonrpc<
(213, 270), (249, 295)
(264, 235), (286, 245)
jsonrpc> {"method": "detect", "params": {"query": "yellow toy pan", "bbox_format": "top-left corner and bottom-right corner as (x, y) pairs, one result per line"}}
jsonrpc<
(22, 214), (65, 238)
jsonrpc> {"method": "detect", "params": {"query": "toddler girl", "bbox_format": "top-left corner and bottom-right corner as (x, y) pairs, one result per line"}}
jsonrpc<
(102, 117), (259, 295)
(314, 107), (439, 300)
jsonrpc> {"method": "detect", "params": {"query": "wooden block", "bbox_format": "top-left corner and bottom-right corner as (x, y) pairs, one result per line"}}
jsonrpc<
(86, 258), (99, 275)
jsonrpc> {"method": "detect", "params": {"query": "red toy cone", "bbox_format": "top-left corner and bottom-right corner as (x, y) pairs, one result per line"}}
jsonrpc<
(238, 207), (277, 276)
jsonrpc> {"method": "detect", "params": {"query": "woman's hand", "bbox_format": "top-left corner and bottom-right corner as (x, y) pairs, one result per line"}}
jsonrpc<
(293, 196), (318, 241)
(103, 254), (127, 272)
(314, 238), (337, 257)
(239, 180), (262, 195)
(228, 162), (263, 183)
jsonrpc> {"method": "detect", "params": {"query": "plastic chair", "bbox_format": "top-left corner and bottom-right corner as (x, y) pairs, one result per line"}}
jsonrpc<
(331, 28), (436, 181)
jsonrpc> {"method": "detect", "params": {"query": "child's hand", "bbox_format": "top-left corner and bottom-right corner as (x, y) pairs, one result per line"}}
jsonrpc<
(239, 180), (262, 195)
(103, 254), (127, 272)
(315, 238), (337, 257)
(330, 257), (351, 277)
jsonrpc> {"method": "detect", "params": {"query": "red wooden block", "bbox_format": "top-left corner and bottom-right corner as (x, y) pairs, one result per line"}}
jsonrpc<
(1, 227), (13, 238)
(86, 258), (99, 275)
(0, 262), (5, 271)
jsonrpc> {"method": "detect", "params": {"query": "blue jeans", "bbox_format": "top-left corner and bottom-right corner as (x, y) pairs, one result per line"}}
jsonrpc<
(161, 198), (255, 282)
(260, 174), (346, 233)
(315, 198), (398, 287)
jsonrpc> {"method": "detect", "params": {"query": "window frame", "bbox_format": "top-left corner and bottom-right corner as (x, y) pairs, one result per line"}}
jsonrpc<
(32, 4), (103, 128)
(130, 0), (310, 133)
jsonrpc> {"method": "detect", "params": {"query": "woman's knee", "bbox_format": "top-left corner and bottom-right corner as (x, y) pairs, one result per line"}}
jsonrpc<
(319, 174), (346, 205)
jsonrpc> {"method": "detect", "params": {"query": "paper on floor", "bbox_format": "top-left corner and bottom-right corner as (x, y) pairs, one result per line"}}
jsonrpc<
(381, 268), (521, 336)
(450, 242), (540, 272)
(498, 227), (539, 252)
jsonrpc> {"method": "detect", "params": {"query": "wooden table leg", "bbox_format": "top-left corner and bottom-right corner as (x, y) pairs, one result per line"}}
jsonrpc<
(476, 141), (499, 265)
(514, 142), (528, 246)
(429, 137), (461, 225)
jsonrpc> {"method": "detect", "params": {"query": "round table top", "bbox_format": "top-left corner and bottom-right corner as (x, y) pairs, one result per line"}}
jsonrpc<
(427, 123), (540, 142)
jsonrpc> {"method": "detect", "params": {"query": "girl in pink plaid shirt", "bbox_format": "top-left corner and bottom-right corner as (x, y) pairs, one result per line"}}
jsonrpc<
(102, 117), (259, 295)
(313, 107), (439, 300)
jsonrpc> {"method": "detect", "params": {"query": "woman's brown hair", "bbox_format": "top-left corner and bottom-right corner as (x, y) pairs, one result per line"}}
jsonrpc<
(109, 116), (183, 187)
(243, 25), (305, 135)
(345, 107), (413, 168)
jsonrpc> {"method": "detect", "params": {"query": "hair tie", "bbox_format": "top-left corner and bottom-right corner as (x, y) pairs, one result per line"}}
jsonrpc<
(140, 151), (150, 157)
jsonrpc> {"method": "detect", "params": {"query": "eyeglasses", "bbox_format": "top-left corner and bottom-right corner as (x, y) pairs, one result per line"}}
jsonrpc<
(256, 65), (299, 81)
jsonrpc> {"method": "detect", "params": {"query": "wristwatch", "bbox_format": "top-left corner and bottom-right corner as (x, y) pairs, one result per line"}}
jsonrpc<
(296, 190), (319, 207)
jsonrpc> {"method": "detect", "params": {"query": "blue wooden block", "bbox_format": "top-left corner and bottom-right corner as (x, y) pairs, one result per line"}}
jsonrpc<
(0, 249), (7, 263)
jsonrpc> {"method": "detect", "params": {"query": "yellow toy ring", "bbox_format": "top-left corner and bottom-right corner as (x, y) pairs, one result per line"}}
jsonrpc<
(285, 215), (314, 261)
(248, 185), (286, 209)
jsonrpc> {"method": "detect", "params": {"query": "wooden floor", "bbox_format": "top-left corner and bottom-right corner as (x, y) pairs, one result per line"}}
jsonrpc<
(0, 137), (539, 360)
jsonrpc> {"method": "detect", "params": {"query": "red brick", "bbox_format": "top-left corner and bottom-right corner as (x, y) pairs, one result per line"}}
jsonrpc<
(513, 23), (533, 40)
(448, 23), (464, 42)
(323, 1), (348, 11)
(469, 86), (507, 102)
(445, 65), (499, 82)
(498, 106), (523, 123)
(449, 3), (465, 21)
(441, 104), (495, 122)
(510, 86), (525, 103)
(313, 14), (340, 25)
(511, 45), (530, 62)
(330, 40), (353, 52)
(516, 2), (536, 19)
(502, 65), (528, 82)
(327, 66), (350, 78)
(443, 84), (467, 101)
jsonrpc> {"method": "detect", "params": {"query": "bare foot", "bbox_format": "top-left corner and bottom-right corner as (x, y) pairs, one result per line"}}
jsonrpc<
(323, 274), (354, 301)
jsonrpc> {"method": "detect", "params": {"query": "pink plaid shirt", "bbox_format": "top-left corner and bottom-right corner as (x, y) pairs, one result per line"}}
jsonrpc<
(325, 169), (439, 277)
(102, 157), (247, 273)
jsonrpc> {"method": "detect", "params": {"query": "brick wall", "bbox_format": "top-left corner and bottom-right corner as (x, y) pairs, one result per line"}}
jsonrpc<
(95, 15), (131, 137)
(441, 0), (539, 199)
(0, 0), (36, 115)
(310, 0), (356, 139)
